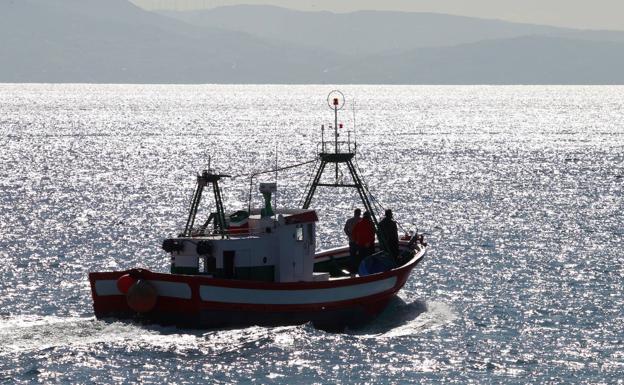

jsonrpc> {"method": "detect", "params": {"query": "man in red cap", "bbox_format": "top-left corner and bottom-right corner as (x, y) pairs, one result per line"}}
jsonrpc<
(344, 208), (362, 273)
(352, 211), (376, 273)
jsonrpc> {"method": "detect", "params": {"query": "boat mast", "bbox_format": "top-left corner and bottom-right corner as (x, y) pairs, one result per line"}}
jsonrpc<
(183, 170), (230, 238)
(302, 91), (388, 251)
(334, 94), (339, 182)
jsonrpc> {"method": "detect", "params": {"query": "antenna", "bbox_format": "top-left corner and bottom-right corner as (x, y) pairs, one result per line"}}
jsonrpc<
(327, 90), (345, 153)
(327, 90), (345, 183)
(348, 131), (351, 152)
(352, 100), (357, 153)
(274, 143), (278, 214)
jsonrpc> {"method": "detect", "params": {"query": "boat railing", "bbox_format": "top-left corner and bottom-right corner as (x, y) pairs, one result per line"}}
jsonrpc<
(186, 226), (270, 238)
(318, 140), (356, 155)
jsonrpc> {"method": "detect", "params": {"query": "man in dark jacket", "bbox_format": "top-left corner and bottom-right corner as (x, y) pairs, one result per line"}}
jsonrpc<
(379, 209), (399, 259)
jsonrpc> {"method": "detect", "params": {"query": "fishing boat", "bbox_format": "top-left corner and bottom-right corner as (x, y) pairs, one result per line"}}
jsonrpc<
(88, 91), (428, 330)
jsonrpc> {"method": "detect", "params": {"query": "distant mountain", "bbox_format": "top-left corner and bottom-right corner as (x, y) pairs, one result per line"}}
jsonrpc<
(0, 0), (341, 83)
(1, 1), (624, 84)
(328, 36), (624, 84)
(161, 5), (624, 55)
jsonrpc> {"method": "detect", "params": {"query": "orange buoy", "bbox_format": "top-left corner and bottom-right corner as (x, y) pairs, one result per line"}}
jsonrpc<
(126, 279), (158, 313)
(116, 274), (136, 294)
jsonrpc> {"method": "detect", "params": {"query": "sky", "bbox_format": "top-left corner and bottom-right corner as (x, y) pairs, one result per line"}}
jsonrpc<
(130, 0), (624, 31)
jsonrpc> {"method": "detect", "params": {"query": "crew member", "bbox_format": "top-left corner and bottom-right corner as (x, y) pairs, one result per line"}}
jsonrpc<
(352, 211), (376, 271)
(379, 209), (399, 259)
(344, 208), (361, 273)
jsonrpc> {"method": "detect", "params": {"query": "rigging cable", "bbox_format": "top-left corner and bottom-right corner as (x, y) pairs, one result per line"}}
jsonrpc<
(298, 156), (320, 207)
(353, 157), (411, 234)
(236, 158), (318, 212)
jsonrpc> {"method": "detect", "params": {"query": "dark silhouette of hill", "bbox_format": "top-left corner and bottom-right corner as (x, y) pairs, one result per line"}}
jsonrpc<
(1, 1), (624, 84)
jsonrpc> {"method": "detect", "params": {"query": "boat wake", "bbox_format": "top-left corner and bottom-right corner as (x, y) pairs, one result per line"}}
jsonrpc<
(0, 315), (202, 356)
(0, 315), (314, 359)
(348, 296), (456, 338)
(0, 296), (455, 358)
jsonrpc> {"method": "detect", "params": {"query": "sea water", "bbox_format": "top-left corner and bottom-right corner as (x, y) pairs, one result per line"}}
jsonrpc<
(0, 84), (622, 384)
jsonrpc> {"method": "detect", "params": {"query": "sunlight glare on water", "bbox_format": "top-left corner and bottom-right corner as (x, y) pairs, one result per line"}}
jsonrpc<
(0, 84), (623, 384)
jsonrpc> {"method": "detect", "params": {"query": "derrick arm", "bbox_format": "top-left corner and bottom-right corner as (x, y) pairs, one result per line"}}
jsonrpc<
(183, 171), (230, 238)
(183, 178), (206, 237)
(302, 161), (327, 209)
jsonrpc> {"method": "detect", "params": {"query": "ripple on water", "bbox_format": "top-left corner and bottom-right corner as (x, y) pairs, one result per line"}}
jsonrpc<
(1, 84), (623, 384)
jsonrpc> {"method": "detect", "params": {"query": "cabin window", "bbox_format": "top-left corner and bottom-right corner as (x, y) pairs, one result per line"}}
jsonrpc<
(206, 256), (216, 273)
(223, 250), (235, 278)
(295, 225), (304, 242)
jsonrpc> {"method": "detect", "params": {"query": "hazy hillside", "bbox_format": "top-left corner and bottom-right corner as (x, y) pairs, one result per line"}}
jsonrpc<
(161, 5), (624, 55)
(1, 1), (624, 84)
(161, 5), (562, 55)
(328, 36), (624, 84)
(0, 0), (341, 83)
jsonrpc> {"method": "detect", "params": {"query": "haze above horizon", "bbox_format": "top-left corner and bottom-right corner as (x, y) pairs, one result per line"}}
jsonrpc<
(4, 0), (624, 84)
(131, 0), (624, 31)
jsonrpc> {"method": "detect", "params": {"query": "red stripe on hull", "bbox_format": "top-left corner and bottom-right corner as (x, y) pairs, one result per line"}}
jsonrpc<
(89, 246), (426, 329)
